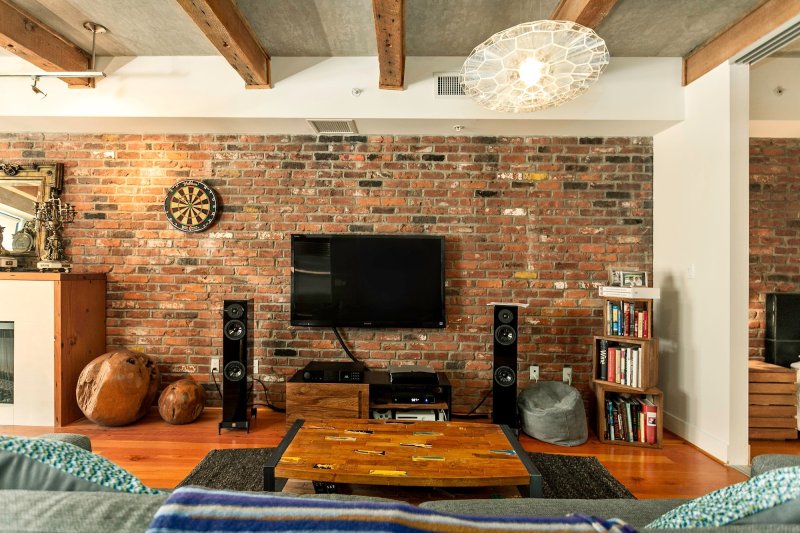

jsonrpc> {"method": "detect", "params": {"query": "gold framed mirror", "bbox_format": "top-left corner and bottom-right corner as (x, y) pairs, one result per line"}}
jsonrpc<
(0, 162), (64, 259)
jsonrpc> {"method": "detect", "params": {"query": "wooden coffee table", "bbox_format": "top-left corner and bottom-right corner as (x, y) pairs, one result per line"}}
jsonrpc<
(264, 419), (542, 497)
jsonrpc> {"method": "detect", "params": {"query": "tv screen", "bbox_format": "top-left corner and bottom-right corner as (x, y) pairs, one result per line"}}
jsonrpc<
(291, 234), (446, 328)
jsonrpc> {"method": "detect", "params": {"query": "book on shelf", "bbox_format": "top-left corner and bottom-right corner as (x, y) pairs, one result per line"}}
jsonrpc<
(599, 286), (661, 299)
(608, 345), (617, 385)
(642, 397), (658, 445)
(603, 392), (659, 445)
(598, 342), (642, 388)
(599, 339), (608, 380)
(605, 301), (650, 339)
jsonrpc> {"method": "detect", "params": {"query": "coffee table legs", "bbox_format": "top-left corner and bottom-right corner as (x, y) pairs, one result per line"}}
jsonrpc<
(500, 425), (543, 498)
(264, 419), (304, 491)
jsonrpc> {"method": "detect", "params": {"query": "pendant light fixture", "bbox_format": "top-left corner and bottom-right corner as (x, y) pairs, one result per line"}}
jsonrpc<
(461, 20), (610, 113)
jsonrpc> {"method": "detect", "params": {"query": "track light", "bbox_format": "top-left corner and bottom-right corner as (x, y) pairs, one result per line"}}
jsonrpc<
(31, 76), (46, 99)
(0, 21), (107, 82)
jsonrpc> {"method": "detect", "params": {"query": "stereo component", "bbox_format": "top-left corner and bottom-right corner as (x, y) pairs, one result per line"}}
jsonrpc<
(394, 409), (437, 421)
(369, 377), (451, 409)
(219, 299), (254, 433)
(301, 361), (365, 383)
(388, 364), (438, 385)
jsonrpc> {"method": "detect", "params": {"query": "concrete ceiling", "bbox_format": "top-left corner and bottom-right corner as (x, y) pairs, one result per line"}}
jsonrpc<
(4, 0), (789, 59)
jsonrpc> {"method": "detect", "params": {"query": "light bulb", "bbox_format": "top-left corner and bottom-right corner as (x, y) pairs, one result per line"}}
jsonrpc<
(518, 57), (546, 87)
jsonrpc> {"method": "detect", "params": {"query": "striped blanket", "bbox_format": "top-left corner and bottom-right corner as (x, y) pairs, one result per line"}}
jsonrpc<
(147, 487), (636, 532)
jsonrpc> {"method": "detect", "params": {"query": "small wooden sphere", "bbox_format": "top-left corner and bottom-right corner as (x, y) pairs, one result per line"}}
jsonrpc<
(158, 378), (205, 425)
(76, 349), (160, 427)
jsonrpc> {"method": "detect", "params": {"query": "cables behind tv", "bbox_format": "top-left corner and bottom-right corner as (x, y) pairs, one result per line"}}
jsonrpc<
(332, 327), (369, 369)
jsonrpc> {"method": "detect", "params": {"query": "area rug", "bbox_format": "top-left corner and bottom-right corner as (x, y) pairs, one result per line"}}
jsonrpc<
(178, 448), (634, 499)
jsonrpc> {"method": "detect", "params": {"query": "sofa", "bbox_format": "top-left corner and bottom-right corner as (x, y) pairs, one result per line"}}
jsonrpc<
(2, 434), (800, 532)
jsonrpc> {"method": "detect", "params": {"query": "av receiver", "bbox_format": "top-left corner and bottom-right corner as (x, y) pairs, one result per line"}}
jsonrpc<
(300, 361), (365, 383)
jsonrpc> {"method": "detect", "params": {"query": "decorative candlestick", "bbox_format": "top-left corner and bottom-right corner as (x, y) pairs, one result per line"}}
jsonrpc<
(35, 190), (76, 272)
(0, 225), (17, 270)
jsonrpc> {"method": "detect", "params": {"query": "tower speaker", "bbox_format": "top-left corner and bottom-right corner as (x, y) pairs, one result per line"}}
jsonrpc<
(220, 299), (253, 432)
(492, 304), (518, 427)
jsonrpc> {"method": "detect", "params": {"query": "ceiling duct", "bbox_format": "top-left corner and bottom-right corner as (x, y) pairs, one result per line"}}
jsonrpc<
(307, 119), (359, 134)
(735, 21), (800, 64)
(435, 72), (466, 97)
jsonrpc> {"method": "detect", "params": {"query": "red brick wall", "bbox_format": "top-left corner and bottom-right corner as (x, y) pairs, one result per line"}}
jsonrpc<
(749, 138), (800, 360)
(0, 133), (653, 412)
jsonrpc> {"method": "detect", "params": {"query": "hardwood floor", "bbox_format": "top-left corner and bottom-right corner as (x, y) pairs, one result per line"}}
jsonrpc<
(1, 408), (747, 500)
(751, 438), (800, 458)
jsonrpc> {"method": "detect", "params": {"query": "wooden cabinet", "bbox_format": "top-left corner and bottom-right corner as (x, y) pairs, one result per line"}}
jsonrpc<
(749, 360), (798, 440)
(592, 294), (663, 448)
(0, 272), (106, 426)
(285, 381), (369, 426)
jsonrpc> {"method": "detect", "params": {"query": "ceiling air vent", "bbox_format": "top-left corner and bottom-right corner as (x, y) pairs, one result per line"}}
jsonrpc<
(307, 119), (358, 134)
(435, 72), (466, 97)
(735, 21), (800, 64)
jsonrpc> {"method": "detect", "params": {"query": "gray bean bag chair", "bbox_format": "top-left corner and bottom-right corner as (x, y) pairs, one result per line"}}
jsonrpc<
(518, 381), (588, 446)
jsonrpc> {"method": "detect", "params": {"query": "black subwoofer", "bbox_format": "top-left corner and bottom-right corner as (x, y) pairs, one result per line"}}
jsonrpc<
(492, 304), (519, 427)
(220, 299), (253, 432)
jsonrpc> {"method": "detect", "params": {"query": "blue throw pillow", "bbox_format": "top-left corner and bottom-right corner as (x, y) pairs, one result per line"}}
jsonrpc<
(0, 435), (162, 494)
(148, 487), (635, 532)
(646, 466), (800, 528)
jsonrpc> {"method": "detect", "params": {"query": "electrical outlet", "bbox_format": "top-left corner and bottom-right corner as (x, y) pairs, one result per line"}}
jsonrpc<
(530, 365), (539, 381)
(211, 358), (220, 374)
(253, 359), (259, 375)
(562, 365), (572, 384)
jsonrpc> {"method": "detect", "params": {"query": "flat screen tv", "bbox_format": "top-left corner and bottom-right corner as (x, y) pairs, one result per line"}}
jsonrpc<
(291, 234), (445, 328)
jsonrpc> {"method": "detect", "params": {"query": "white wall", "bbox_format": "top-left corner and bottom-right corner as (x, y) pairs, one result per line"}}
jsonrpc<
(653, 62), (750, 464)
(750, 57), (800, 137)
(0, 55), (683, 136)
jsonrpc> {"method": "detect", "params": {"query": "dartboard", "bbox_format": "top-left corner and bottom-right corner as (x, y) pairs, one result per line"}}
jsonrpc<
(164, 179), (219, 233)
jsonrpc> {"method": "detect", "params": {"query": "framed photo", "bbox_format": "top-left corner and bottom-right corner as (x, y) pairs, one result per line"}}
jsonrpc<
(608, 268), (648, 287)
(621, 271), (648, 287)
(609, 269), (624, 287)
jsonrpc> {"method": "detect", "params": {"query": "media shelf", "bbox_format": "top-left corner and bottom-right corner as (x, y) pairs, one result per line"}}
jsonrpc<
(285, 369), (451, 425)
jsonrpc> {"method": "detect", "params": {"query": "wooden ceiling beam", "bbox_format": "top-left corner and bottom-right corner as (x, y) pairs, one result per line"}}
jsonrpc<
(372, 0), (405, 90)
(550, 0), (620, 28)
(683, 0), (800, 86)
(0, 0), (93, 88)
(176, 0), (270, 89)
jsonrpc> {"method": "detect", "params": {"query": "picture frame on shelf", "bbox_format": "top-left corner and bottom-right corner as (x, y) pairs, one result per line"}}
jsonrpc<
(621, 271), (648, 287)
(608, 268), (649, 287)
(608, 268), (648, 287)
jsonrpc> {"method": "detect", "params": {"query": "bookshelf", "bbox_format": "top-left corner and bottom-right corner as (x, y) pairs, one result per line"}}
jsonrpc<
(595, 383), (663, 448)
(592, 291), (662, 448)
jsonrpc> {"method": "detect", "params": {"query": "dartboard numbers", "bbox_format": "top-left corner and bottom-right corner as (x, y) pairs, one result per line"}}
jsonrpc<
(164, 180), (219, 233)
